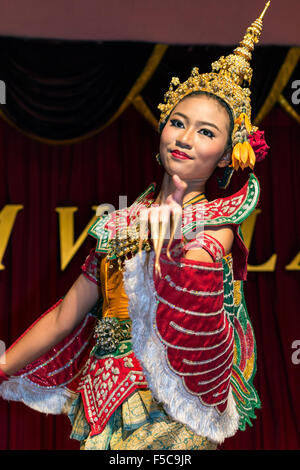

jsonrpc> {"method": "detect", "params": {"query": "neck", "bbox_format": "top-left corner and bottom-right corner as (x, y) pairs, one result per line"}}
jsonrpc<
(155, 172), (208, 205)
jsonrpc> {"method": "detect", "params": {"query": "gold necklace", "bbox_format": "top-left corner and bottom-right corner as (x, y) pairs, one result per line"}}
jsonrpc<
(108, 192), (207, 271)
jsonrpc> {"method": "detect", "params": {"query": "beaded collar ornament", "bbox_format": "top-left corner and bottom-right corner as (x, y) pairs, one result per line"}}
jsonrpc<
(158, 1), (271, 188)
(106, 193), (207, 271)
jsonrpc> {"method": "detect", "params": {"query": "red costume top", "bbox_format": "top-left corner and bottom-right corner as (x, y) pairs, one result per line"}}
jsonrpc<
(0, 173), (261, 444)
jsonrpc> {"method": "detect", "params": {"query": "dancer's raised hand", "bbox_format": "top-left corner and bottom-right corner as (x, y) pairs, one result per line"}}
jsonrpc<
(139, 174), (187, 276)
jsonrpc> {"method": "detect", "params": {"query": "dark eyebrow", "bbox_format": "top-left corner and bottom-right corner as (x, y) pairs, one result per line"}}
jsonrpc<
(172, 112), (221, 132)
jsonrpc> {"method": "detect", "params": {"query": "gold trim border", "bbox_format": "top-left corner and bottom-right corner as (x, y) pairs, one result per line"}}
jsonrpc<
(254, 47), (300, 126)
(132, 94), (159, 131)
(0, 44), (168, 146)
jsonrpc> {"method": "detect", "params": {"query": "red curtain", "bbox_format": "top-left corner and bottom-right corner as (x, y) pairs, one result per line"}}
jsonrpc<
(0, 104), (299, 450)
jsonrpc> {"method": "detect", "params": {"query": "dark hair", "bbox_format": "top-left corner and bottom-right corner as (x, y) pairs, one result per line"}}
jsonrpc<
(159, 90), (234, 151)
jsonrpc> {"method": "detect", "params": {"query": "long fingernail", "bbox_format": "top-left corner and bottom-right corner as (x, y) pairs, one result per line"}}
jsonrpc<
(155, 259), (161, 277)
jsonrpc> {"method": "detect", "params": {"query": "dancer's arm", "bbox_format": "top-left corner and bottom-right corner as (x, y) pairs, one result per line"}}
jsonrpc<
(0, 274), (100, 376)
(184, 226), (234, 261)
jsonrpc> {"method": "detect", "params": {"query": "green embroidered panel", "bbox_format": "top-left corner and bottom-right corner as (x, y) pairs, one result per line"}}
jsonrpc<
(87, 173), (260, 254)
(222, 255), (261, 431)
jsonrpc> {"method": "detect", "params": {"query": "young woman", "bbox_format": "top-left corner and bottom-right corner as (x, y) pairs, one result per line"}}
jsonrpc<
(0, 3), (271, 450)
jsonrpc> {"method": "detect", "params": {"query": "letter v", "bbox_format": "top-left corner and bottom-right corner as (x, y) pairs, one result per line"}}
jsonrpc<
(0, 205), (24, 270)
(55, 206), (99, 271)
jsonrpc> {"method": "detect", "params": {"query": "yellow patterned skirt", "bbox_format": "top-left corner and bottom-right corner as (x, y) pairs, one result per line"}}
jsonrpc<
(68, 389), (218, 450)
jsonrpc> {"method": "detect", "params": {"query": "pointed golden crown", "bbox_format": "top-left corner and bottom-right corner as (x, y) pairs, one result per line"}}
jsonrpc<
(158, 2), (270, 137)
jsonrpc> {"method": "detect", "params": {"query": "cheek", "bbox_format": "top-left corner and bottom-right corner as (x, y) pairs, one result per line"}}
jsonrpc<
(161, 126), (173, 143)
(204, 135), (227, 153)
(194, 138), (226, 167)
(159, 127), (173, 153)
(195, 138), (218, 156)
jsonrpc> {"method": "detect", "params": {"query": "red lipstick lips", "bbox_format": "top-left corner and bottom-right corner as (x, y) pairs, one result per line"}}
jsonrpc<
(171, 150), (191, 160)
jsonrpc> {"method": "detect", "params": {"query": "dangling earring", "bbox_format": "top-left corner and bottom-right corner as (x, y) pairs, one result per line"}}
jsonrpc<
(218, 149), (234, 189)
(155, 153), (162, 166)
(218, 166), (234, 189)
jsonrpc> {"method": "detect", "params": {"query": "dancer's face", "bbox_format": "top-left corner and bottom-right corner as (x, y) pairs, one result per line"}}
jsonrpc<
(159, 95), (231, 182)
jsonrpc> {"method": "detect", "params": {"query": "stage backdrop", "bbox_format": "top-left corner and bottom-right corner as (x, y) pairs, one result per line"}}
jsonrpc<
(0, 35), (299, 450)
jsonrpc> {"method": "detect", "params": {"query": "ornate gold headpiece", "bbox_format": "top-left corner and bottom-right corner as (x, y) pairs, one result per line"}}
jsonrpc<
(158, 2), (271, 184)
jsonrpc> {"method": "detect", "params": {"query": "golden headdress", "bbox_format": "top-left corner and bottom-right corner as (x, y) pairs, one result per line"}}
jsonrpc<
(158, 1), (271, 188)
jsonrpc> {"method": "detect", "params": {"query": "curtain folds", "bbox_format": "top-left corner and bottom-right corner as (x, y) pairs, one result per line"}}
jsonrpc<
(0, 38), (299, 145)
(0, 39), (159, 142)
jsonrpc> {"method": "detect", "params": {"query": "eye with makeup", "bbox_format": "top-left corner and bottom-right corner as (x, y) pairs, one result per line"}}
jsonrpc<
(199, 128), (215, 138)
(170, 118), (184, 129)
(170, 119), (215, 139)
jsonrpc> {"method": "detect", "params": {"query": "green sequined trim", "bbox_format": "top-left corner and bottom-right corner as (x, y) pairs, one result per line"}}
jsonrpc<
(222, 256), (261, 431)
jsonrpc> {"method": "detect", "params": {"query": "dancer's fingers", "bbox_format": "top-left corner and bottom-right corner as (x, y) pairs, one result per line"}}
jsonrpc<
(172, 207), (182, 238)
(153, 206), (170, 275)
(138, 209), (149, 257)
(155, 221), (169, 273)
(155, 258), (162, 278)
(167, 206), (182, 262)
(166, 208), (175, 261)
(149, 207), (160, 252)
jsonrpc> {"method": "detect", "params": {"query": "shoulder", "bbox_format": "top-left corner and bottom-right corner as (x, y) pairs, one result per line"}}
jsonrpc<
(184, 225), (234, 263)
(183, 174), (260, 263)
(204, 225), (235, 255)
(201, 173), (260, 228)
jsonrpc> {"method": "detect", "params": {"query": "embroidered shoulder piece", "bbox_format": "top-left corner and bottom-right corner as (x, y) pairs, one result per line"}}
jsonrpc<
(183, 173), (260, 240)
(222, 259), (261, 430)
(88, 174), (260, 258)
(182, 173), (260, 281)
(204, 173), (260, 226)
(87, 183), (156, 254)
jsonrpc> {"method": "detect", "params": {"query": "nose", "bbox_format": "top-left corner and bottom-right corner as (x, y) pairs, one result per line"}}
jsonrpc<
(176, 127), (193, 149)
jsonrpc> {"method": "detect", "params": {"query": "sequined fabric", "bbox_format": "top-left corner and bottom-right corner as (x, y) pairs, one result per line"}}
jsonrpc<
(70, 389), (218, 450)
(68, 176), (261, 446)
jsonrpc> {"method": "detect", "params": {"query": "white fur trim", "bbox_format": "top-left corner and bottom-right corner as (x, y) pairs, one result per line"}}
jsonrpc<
(123, 251), (240, 444)
(0, 376), (75, 414)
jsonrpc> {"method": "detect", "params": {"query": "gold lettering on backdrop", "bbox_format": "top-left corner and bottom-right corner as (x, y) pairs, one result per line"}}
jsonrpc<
(0, 205), (298, 272)
(55, 204), (113, 271)
(0, 205), (24, 270)
(55, 206), (97, 271)
(241, 209), (277, 272)
(285, 251), (300, 271)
